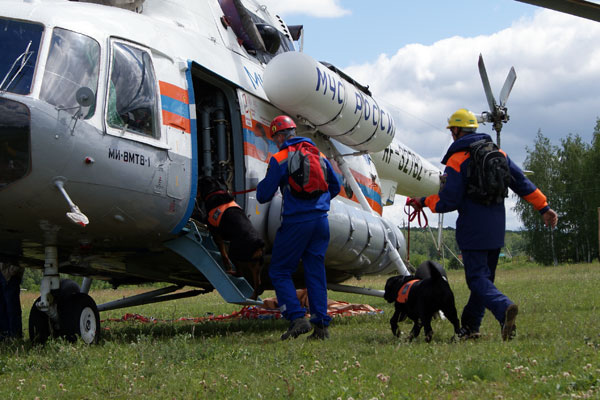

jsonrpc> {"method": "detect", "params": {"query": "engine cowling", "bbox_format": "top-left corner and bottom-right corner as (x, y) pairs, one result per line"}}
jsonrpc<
(266, 195), (407, 278)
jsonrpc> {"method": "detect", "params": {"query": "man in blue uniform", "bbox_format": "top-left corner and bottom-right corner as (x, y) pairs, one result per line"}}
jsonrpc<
(257, 115), (341, 340)
(0, 240), (24, 341)
(409, 109), (558, 341)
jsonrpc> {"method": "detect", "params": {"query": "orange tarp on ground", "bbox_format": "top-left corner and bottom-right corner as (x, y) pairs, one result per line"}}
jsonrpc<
(102, 289), (382, 326)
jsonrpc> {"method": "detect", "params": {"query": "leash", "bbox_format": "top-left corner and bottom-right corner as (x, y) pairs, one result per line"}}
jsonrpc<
(405, 198), (428, 228)
(232, 187), (257, 195)
(404, 198), (429, 263)
(204, 188), (256, 201)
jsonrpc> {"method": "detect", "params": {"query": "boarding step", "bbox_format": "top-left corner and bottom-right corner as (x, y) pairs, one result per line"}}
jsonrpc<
(165, 226), (263, 306)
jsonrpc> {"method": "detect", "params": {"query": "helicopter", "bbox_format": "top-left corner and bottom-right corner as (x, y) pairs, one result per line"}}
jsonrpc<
(2, 0), (569, 344)
(516, 0), (600, 23)
(0, 0), (449, 344)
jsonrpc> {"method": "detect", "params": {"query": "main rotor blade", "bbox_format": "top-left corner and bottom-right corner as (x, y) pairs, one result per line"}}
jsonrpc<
(478, 54), (497, 112)
(499, 67), (516, 107)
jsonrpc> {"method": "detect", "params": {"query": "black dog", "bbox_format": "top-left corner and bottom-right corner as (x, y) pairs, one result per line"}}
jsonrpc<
(384, 261), (460, 342)
(197, 176), (265, 300)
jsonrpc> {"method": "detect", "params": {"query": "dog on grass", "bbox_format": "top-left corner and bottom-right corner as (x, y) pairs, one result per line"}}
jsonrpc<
(384, 261), (461, 342)
(197, 176), (265, 300)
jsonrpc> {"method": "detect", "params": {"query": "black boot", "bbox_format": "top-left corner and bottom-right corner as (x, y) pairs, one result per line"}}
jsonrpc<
(501, 304), (518, 341)
(457, 326), (481, 340)
(280, 317), (312, 340)
(307, 324), (329, 340)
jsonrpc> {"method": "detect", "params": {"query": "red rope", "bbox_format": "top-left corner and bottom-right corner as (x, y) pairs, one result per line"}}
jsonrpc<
(404, 199), (428, 228)
(100, 303), (382, 330)
(404, 198), (429, 263)
(232, 188), (256, 195)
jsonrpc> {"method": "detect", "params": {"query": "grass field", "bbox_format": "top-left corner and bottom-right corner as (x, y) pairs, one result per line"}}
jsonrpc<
(1, 262), (599, 399)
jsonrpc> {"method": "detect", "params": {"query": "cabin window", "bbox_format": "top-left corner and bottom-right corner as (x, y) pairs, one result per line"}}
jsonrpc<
(0, 18), (43, 95)
(40, 28), (100, 119)
(107, 41), (159, 138)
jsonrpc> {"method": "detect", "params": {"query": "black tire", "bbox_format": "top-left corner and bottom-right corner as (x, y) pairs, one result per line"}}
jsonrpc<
(59, 293), (101, 344)
(57, 279), (81, 300)
(28, 297), (51, 345)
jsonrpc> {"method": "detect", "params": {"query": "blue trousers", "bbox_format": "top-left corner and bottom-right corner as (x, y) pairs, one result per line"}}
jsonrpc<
(461, 249), (513, 331)
(269, 215), (332, 327)
(0, 274), (22, 339)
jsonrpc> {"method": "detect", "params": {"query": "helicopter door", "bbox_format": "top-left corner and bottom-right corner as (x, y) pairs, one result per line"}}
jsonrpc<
(189, 64), (244, 205)
(100, 39), (179, 234)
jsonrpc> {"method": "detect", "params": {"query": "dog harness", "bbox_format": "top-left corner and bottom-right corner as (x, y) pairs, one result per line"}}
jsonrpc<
(396, 279), (420, 304)
(208, 201), (241, 227)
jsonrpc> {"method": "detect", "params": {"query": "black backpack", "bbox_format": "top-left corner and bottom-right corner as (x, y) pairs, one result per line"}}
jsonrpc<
(466, 138), (511, 205)
(286, 141), (329, 199)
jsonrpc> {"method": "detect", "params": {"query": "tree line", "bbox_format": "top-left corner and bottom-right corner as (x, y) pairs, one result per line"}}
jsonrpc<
(399, 227), (527, 271)
(514, 119), (600, 265)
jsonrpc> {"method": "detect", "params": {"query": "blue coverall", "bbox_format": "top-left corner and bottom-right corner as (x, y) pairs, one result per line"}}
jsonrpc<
(256, 137), (341, 327)
(422, 132), (550, 331)
(0, 270), (23, 339)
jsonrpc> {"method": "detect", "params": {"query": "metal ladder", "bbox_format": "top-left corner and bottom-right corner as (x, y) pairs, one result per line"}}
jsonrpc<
(165, 224), (263, 306)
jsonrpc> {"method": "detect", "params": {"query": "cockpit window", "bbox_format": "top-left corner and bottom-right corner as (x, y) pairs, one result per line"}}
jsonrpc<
(40, 28), (100, 119)
(217, 0), (294, 64)
(0, 18), (43, 95)
(249, 13), (295, 61)
(107, 42), (159, 138)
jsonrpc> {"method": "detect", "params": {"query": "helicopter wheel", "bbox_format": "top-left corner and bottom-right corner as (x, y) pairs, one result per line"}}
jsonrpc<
(59, 293), (101, 344)
(28, 297), (51, 345)
(56, 279), (81, 300)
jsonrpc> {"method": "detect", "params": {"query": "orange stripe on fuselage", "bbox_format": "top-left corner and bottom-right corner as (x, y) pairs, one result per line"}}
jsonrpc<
(159, 81), (189, 104)
(243, 142), (269, 162)
(162, 110), (190, 133)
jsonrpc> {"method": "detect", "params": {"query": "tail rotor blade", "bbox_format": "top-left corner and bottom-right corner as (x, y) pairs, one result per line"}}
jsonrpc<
(499, 67), (516, 107)
(478, 54), (497, 112)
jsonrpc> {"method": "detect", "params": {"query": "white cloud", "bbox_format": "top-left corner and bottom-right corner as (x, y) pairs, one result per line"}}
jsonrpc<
(356, 10), (600, 229)
(343, 10), (600, 166)
(259, 0), (351, 18)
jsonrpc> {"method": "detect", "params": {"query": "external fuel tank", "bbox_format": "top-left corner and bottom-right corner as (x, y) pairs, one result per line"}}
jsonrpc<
(263, 52), (396, 153)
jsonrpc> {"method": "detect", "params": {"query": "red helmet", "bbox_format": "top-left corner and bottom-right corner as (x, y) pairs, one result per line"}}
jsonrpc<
(270, 115), (296, 136)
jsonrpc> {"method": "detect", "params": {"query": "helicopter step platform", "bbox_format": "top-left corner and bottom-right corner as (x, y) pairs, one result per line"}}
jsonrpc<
(165, 227), (263, 306)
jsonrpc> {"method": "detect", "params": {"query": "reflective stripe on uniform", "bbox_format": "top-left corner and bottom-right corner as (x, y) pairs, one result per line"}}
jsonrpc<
(273, 148), (289, 164)
(446, 151), (470, 173)
(523, 188), (548, 211)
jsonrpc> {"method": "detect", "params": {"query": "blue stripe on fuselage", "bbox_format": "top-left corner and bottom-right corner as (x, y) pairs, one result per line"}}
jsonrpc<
(161, 95), (189, 118)
(170, 62), (197, 234)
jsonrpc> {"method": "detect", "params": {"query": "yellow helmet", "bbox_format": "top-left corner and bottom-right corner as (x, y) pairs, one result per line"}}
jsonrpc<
(446, 109), (478, 129)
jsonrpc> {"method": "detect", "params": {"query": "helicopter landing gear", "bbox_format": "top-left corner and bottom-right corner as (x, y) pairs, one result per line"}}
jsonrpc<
(29, 288), (101, 345)
(30, 221), (101, 344)
(59, 293), (101, 344)
(28, 297), (51, 344)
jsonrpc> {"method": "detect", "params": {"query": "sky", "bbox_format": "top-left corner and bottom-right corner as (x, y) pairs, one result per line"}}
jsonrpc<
(260, 0), (600, 230)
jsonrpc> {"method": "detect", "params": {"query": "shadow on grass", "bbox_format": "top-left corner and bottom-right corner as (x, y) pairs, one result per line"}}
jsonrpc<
(100, 317), (289, 343)
(99, 307), (391, 343)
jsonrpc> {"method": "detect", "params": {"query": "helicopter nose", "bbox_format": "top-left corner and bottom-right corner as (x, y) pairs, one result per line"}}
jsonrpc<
(0, 97), (31, 189)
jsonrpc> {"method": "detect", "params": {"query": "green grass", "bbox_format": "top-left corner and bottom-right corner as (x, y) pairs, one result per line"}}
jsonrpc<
(1, 263), (599, 399)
